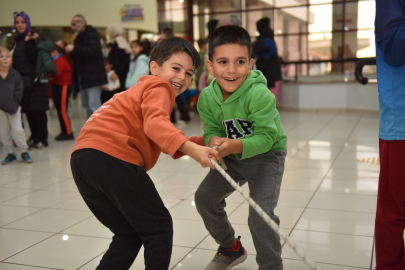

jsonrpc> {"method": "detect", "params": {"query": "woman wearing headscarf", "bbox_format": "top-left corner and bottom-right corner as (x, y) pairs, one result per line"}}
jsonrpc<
(101, 23), (130, 103)
(12, 12), (49, 148)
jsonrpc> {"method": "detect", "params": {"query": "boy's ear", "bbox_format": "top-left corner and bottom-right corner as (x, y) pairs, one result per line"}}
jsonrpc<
(206, 59), (214, 75)
(248, 58), (254, 75)
(149, 61), (158, 75)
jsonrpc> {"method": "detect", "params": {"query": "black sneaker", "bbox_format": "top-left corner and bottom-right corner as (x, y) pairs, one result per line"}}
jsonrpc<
(28, 141), (44, 149)
(55, 133), (74, 141)
(205, 236), (247, 270)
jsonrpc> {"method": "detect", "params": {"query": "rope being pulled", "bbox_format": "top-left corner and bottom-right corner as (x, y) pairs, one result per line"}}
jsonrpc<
(210, 145), (321, 270)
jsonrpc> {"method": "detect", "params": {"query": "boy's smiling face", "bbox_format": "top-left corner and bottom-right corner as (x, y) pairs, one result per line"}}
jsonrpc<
(206, 44), (254, 99)
(150, 52), (195, 97)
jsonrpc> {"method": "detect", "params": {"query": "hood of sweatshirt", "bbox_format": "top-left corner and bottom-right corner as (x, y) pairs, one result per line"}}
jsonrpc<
(0, 67), (18, 81)
(208, 70), (267, 105)
(37, 39), (56, 52)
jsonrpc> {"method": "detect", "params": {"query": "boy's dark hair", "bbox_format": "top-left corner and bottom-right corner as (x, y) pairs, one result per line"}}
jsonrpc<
(208, 25), (252, 61)
(197, 38), (207, 50)
(150, 37), (201, 70)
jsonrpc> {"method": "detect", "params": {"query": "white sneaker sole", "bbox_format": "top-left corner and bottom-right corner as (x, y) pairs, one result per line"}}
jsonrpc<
(226, 251), (247, 270)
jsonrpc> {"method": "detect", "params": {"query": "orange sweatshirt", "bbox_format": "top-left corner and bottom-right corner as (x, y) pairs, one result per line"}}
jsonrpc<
(72, 75), (204, 171)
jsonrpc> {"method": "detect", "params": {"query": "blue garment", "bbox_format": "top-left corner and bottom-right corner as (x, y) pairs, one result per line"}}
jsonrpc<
(375, 0), (405, 140)
(260, 38), (277, 61)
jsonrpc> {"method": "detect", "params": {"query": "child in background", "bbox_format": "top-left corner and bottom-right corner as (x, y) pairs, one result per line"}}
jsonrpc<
(0, 47), (32, 164)
(49, 40), (74, 141)
(70, 37), (218, 269)
(195, 25), (287, 270)
(125, 39), (150, 89)
(195, 38), (208, 85)
(100, 58), (120, 103)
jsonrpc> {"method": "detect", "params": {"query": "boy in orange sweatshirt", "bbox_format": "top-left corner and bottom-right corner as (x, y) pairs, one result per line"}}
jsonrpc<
(70, 37), (218, 270)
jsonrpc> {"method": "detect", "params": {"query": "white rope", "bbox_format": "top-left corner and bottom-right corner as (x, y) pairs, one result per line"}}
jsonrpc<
(210, 146), (321, 270)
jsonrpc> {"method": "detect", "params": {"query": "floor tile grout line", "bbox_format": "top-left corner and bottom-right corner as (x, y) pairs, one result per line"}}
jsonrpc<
(370, 231), (376, 270)
(0, 193), (84, 228)
(0, 261), (63, 269)
(283, 111), (342, 166)
(170, 234), (211, 270)
(170, 200), (246, 269)
(76, 250), (108, 270)
(284, 112), (365, 243)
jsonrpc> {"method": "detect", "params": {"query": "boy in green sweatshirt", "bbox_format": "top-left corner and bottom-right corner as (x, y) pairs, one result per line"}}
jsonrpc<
(195, 25), (287, 270)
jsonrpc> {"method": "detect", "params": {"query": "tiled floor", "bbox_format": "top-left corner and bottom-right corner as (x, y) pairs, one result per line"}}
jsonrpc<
(0, 101), (379, 270)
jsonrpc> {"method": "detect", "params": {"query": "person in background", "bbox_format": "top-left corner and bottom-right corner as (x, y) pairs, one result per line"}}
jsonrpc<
(12, 12), (50, 149)
(125, 39), (150, 89)
(0, 47), (32, 164)
(252, 17), (282, 103)
(65, 14), (107, 119)
(101, 58), (120, 93)
(101, 23), (130, 104)
(374, 1), (405, 269)
(49, 40), (74, 141)
(195, 38), (207, 86)
(160, 27), (174, 40)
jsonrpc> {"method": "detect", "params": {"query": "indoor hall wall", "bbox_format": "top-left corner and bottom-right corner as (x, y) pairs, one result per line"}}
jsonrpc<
(278, 82), (379, 111)
(0, 0), (158, 33)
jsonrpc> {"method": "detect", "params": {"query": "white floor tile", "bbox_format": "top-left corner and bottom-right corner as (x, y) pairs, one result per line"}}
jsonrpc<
(0, 228), (53, 261)
(308, 192), (377, 213)
(0, 188), (35, 203)
(0, 205), (43, 226)
(1, 190), (78, 208)
(62, 216), (112, 238)
(295, 208), (375, 236)
(49, 196), (90, 212)
(3, 209), (92, 233)
(172, 219), (209, 247)
(282, 230), (373, 268)
(4, 234), (111, 269)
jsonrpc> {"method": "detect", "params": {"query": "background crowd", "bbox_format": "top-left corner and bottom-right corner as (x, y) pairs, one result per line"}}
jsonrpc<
(0, 12), (282, 164)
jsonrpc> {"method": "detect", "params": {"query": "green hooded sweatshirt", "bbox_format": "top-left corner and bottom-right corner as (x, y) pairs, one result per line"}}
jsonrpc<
(197, 70), (287, 160)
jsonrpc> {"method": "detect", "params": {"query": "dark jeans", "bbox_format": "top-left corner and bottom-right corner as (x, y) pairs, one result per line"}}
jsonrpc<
(25, 110), (48, 143)
(70, 149), (173, 270)
(52, 84), (72, 135)
(170, 96), (190, 123)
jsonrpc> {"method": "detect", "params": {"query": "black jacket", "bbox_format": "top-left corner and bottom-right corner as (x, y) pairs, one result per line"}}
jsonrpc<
(107, 42), (130, 92)
(252, 18), (282, 87)
(11, 36), (49, 112)
(71, 25), (108, 94)
(0, 68), (23, 114)
(12, 36), (37, 88)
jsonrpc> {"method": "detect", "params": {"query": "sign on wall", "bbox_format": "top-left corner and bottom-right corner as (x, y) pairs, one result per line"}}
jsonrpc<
(120, 5), (144, 22)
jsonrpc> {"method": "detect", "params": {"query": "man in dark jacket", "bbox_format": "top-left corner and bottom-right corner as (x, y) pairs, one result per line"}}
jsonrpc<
(65, 14), (107, 118)
(252, 17), (282, 88)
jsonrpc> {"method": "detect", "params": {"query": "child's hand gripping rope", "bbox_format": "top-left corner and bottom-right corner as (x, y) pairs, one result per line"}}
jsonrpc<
(210, 145), (322, 270)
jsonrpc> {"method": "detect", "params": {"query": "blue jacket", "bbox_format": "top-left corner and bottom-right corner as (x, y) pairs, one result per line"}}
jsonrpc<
(376, 0), (405, 140)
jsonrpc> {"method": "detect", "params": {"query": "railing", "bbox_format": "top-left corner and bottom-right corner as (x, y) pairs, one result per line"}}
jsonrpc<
(282, 57), (376, 83)
(355, 58), (377, 85)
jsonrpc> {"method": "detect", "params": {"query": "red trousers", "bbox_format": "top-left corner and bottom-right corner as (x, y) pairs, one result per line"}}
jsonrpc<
(375, 139), (405, 269)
